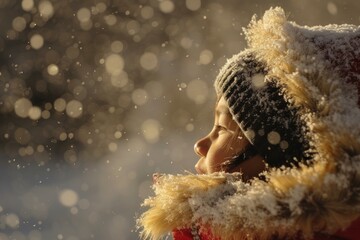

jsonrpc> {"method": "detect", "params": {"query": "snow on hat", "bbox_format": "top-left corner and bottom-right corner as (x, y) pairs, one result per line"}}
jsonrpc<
(214, 7), (360, 168)
(215, 50), (310, 167)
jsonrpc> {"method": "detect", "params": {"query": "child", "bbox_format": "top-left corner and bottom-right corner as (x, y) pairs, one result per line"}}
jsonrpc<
(138, 7), (360, 240)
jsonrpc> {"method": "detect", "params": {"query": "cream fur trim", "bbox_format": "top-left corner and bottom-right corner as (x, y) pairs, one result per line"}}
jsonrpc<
(138, 174), (228, 239)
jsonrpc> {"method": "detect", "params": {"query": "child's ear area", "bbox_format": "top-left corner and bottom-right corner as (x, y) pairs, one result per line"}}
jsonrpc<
(234, 155), (267, 180)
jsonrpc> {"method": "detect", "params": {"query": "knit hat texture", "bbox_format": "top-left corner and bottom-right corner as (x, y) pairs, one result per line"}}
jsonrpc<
(215, 51), (309, 167)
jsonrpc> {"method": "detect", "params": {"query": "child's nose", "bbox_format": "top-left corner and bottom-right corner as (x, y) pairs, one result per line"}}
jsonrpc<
(194, 136), (210, 157)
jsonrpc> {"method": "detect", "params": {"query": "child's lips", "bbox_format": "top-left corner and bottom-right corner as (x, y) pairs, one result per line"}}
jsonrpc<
(195, 164), (205, 174)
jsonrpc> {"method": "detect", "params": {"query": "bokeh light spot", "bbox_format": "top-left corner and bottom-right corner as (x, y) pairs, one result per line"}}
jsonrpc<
(104, 15), (117, 26)
(185, 123), (194, 132)
(186, 79), (209, 104)
(77, 8), (91, 23)
(186, 0), (201, 11)
(30, 34), (44, 50)
(114, 131), (122, 139)
(21, 0), (34, 11)
(110, 41), (123, 53)
(199, 49), (213, 65)
(59, 189), (79, 207)
(54, 98), (66, 112)
(141, 6), (154, 19)
(59, 132), (67, 141)
(180, 37), (193, 49)
(14, 98), (32, 118)
(38, 1), (54, 19)
(12, 17), (27, 32)
(105, 54), (124, 76)
(141, 119), (161, 143)
(37, 145), (45, 152)
(79, 20), (93, 31)
(159, 0), (175, 13)
(110, 71), (128, 88)
(140, 52), (158, 71)
(14, 128), (31, 145)
(41, 110), (51, 119)
(108, 142), (118, 152)
(327, 2), (338, 15)
(95, 2), (107, 13)
(66, 100), (83, 118)
(267, 131), (281, 145)
(280, 140), (289, 150)
(47, 64), (59, 76)
(25, 146), (34, 155)
(251, 74), (266, 89)
(131, 89), (148, 106)
(28, 106), (42, 120)
(5, 213), (20, 229)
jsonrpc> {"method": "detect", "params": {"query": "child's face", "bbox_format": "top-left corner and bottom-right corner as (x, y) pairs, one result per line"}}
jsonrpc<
(194, 97), (266, 178)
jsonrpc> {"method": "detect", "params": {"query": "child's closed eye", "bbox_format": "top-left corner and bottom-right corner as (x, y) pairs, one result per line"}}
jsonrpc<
(215, 124), (228, 132)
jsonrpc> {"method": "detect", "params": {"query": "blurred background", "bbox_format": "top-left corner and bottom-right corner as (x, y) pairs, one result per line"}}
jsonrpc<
(0, 0), (359, 239)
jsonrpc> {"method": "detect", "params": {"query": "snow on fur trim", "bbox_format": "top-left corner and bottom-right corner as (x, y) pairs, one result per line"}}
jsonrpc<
(138, 7), (360, 240)
(137, 173), (230, 240)
(139, 161), (360, 239)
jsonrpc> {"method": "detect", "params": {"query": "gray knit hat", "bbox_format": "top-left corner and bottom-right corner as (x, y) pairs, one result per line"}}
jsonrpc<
(215, 50), (310, 167)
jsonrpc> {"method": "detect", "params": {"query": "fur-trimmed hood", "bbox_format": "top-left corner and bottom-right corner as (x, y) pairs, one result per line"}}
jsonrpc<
(138, 7), (360, 240)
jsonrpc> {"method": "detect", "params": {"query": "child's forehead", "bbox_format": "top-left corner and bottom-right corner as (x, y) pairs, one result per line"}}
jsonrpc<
(215, 97), (231, 116)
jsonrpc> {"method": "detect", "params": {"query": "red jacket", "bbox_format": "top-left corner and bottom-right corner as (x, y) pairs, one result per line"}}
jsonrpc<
(172, 218), (360, 240)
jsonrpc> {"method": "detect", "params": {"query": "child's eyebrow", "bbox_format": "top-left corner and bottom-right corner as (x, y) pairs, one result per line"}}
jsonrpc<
(215, 105), (230, 116)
